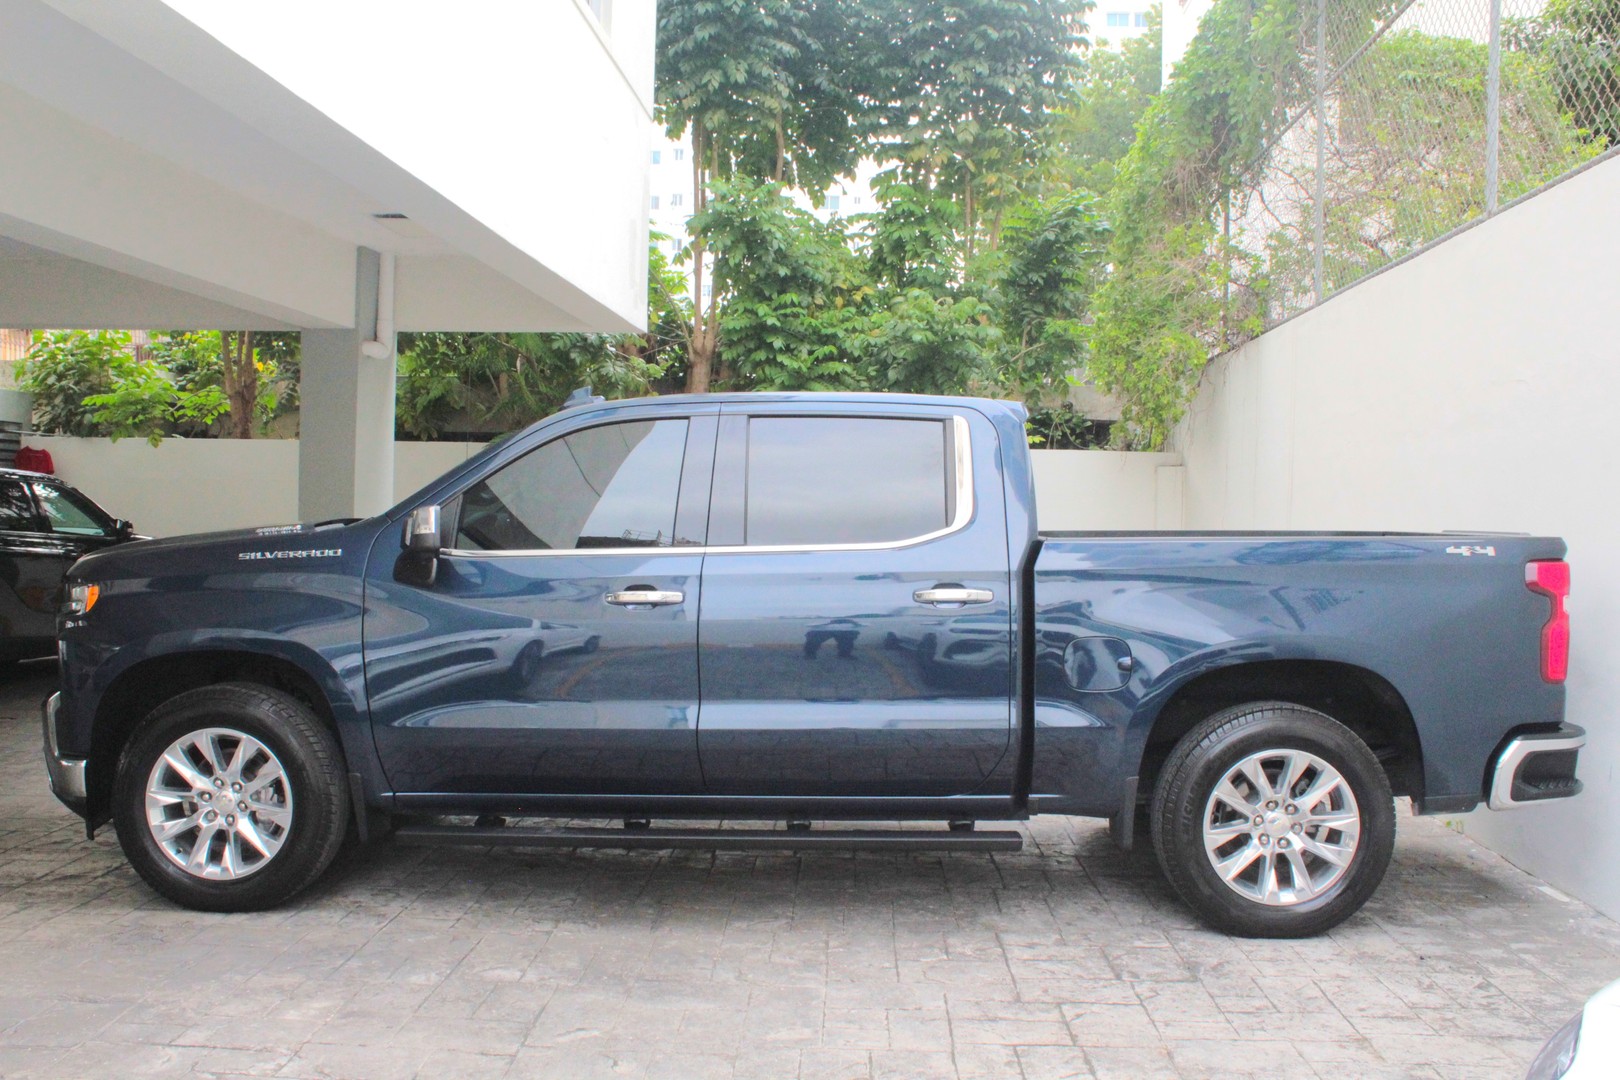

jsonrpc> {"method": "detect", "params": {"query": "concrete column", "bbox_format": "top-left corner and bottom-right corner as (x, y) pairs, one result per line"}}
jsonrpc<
(298, 247), (396, 521)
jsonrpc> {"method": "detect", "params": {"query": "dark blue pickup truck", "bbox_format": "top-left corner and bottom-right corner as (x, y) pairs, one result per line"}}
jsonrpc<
(42, 392), (1584, 936)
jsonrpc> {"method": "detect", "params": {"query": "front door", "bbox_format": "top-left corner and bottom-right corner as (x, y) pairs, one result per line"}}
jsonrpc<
(366, 411), (716, 796)
(0, 479), (123, 658)
(695, 405), (1014, 797)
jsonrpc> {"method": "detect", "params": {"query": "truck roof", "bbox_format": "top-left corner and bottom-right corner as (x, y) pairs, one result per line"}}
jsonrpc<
(565, 391), (1030, 421)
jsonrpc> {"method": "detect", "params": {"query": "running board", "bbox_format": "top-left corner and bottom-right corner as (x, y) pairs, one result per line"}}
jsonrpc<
(392, 823), (1024, 853)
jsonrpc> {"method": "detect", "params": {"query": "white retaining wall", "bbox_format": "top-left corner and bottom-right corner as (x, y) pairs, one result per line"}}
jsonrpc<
(1174, 153), (1620, 919)
(30, 435), (483, 537)
(1032, 450), (1184, 531)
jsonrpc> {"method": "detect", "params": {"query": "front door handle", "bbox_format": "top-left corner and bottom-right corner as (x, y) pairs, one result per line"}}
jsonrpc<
(605, 589), (684, 607)
(913, 587), (993, 606)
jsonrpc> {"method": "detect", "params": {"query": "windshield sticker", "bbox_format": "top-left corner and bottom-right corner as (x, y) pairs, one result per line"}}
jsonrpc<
(238, 548), (342, 561)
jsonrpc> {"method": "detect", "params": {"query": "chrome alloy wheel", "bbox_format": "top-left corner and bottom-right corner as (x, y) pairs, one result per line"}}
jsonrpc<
(144, 727), (293, 880)
(1202, 748), (1361, 906)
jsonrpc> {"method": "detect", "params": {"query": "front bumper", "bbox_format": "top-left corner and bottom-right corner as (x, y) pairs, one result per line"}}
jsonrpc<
(1488, 723), (1585, 810)
(41, 692), (88, 812)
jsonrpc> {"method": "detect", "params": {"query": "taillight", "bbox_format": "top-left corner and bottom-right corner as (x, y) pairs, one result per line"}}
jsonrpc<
(1526, 560), (1570, 682)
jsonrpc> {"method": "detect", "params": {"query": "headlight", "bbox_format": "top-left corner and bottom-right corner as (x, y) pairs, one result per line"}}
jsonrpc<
(64, 583), (100, 616)
(1524, 1010), (1583, 1080)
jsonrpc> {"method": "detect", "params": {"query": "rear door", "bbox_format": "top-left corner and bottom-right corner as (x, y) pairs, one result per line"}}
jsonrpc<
(366, 409), (716, 796)
(695, 403), (1013, 797)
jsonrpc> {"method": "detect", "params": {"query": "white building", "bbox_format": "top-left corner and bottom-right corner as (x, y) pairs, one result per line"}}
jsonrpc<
(1092, 1), (1160, 45)
(1, 0), (656, 520)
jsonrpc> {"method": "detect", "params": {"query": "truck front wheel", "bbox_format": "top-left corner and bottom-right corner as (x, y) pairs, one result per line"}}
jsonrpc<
(111, 683), (350, 912)
(1150, 701), (1395, 938)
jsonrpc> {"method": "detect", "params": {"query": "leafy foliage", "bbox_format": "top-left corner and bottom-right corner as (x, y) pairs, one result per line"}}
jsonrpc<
(1086, 0), (1600, 448)
(1051, 14), (1163, 194)
(1508, 0), (1620, 148)
(690, 177), (868, 391)
(992, 192), (1109, 401)
(21, 331), (233, 446)
(866, 0), (1091, 251)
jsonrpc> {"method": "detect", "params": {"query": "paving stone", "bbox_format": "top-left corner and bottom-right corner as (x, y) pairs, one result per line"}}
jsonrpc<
(0, 665), (1616, 1080)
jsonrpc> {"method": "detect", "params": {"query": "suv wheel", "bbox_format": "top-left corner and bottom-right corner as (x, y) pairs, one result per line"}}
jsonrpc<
(112, 683), (349, 912)
(1150, 701), (1395, 938)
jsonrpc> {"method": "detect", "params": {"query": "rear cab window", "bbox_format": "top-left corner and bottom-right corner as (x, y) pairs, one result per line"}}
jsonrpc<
(705, 410), (969, 549)
(745, 416), (952, 546)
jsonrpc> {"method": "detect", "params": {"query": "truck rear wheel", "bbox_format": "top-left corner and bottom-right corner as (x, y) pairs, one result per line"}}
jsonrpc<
(1149, 701), (1395, 938)
(112, 683), (350, 912)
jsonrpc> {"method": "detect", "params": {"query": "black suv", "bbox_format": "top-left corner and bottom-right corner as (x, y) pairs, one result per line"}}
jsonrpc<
(0, 468), (135, 665)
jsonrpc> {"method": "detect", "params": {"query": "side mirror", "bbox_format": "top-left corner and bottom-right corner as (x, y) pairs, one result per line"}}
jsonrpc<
(396, 505), (443, 588)
(114, 519), (135, 539)
(402, 505), (443, 555)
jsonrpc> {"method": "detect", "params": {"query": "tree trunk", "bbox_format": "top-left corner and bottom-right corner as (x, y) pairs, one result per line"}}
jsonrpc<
(963, 179), (977, 262)
(220, 331), (258, 438)
(684, 121), (717, 394)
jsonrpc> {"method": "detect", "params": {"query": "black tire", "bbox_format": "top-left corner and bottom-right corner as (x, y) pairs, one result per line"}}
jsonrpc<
(1150, 701), (1395, 938)
(112, 683), (350, 912)
(510, 641), (546, 690)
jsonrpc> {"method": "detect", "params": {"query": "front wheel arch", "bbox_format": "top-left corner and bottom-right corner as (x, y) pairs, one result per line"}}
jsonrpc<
(111, 682), (351, 911)
(88, 649), (348, 827)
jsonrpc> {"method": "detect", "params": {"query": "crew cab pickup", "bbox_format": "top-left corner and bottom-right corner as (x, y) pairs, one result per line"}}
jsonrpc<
(42, 392), (1585, 936)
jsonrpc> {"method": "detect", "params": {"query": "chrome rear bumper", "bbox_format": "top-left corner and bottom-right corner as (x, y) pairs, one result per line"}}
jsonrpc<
(1487, 724), (1585, 810)
(41, 692), (87, 804)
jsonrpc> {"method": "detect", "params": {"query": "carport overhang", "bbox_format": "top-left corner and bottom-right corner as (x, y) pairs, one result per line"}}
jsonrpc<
(1, 0), (654, 520)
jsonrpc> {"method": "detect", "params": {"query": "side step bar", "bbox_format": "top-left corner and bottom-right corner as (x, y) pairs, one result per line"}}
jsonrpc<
(393, 823), (1024, 853)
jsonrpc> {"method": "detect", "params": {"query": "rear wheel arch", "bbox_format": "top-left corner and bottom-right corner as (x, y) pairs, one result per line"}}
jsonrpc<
(1134, 659), (1423, 808)
(88, 649), (349, 825)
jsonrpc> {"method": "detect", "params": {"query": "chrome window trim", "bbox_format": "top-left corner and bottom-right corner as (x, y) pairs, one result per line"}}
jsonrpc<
(441, 414), (975, 559)
(1487, 730), (1586, 810)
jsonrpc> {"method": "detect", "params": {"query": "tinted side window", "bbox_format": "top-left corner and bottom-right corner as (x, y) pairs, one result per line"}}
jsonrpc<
(0, 482), (39, 532)
(455, 419), (688, 551)
(33, 483), (114, 536)
(746, 417), (949, 546)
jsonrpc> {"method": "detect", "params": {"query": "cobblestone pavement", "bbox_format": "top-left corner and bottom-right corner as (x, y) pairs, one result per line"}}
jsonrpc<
(4, 664), (1618, 1080)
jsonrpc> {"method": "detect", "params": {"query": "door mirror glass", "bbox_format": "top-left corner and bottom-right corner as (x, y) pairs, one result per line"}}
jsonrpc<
(402, 505), (443, 555)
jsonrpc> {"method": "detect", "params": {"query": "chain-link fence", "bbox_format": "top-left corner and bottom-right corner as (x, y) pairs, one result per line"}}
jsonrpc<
(1227, 0), (1620, 327)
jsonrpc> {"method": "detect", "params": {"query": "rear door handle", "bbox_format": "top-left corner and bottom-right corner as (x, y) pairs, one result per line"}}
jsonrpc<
(605, 589), (684, 607)
(913, 587), (993, 606)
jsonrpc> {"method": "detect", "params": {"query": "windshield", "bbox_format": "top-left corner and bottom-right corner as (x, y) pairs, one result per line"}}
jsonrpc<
(32, 482), (117, 537)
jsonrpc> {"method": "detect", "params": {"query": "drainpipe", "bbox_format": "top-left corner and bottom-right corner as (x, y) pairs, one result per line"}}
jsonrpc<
(360, 252), (396, 359)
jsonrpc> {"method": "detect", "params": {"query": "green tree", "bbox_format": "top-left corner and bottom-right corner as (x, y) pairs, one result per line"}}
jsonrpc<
(1088, 0), (1399, 447)
(690, 177), (870, 391)
(20, 330), (231, 445)
(855, 289), (1003, 396)
(18, 331), (130, 437)
(991, 191), (1109, 402)
(1508, 0), (1620, 148)
(1052, 12), (1163, 194)
(867, 0), (1091, 255)
(656, 0), (880, 392)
